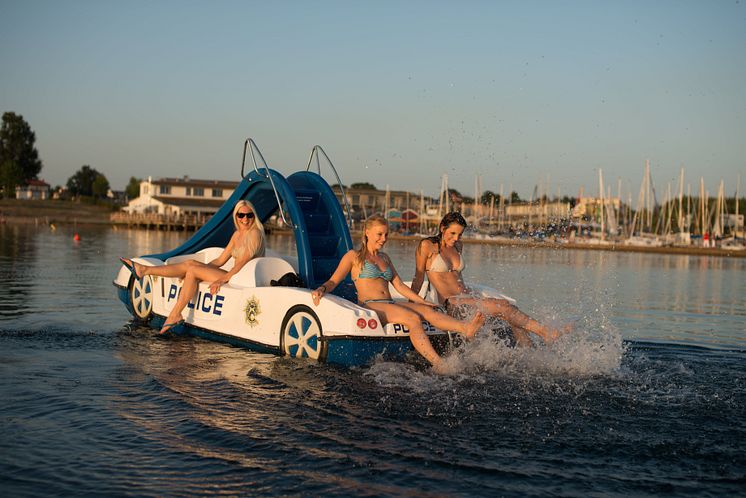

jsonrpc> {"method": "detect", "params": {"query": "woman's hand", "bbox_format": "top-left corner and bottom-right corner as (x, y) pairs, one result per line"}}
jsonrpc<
(209, 278), (228, 295)
(311, 285), (327, 306)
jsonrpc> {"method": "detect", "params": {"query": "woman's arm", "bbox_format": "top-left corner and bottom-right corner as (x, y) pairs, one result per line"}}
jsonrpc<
(388, 254), (435, 306)
(208, 233), (236, 268)
(411, 240), (432, 294)
(392, 274), (434, 306)
(208, 230), (261, 294)
(311, 250), (355, 305)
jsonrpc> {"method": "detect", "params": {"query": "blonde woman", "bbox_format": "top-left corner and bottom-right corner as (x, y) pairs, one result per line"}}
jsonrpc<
(311, 215), (484, 373)
(120, 200), (265, 334)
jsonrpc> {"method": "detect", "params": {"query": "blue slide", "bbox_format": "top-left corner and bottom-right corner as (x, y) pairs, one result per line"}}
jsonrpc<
(145, 168), (356, 301)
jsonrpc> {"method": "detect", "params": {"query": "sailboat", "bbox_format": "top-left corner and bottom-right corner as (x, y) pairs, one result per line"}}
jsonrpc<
(625, 160), (664, 247)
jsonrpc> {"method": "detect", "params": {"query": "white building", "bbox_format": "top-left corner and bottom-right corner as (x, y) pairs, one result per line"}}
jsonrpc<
(15, 179), (50, 200)
(123, 176), (239, 216)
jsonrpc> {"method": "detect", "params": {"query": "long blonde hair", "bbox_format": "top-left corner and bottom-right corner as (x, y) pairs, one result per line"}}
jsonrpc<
(231, 200), (265, 259)
(357, 215), (387, 266)
(232, 200), (264, 232)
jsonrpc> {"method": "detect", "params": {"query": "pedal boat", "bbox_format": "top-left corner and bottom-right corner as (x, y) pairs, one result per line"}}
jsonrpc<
(113, 141), (513, 366)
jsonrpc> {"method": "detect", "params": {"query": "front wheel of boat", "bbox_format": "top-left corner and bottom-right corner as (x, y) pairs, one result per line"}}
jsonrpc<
(280, 305), (327, 362)
(129, 275), (154, 321)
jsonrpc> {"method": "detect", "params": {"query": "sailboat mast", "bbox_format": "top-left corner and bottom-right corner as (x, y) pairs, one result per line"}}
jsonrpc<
(645, 159), (653, 231)
(599, 169), (605, 240)
(736, 174), (741, 238)
(498, 183), (504, 231)
(700, 177), (706, 237)
(678, 167), (684, 232)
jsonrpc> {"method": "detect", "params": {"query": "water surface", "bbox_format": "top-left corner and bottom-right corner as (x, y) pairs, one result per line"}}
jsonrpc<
(1, 224), (744, 496)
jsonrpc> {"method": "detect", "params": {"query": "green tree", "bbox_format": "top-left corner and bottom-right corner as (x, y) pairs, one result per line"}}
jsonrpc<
(510, 191), (522, 203)
(92, 174), (110, 198)
(67, 165), (106, 197)
(481, 190), (501, 205)
(0, 112), (43, 183)
(125, 177), (141, 199)
(560, 195), (577, 208)
(0, 159), (23, 198)
(447, 188), (463, 202)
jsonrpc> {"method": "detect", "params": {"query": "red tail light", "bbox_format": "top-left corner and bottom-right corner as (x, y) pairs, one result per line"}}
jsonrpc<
(356, 318), (367, 329)
(368, 319), (378, 329)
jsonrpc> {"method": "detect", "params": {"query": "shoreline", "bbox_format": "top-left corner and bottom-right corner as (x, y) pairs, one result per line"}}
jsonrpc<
(0, 199), (112, 226)
(384, 232), (746, 258)
(2, 201), (743, 258)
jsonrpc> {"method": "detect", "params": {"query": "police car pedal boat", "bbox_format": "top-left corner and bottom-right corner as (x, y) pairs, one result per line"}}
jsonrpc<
(113, 141), (515, 367)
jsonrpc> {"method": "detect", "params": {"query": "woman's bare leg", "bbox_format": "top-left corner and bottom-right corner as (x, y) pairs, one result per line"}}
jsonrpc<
(365, 303), (443, 367)
(448, 296), (561, 343)
(158, 264), (229, 333)
(123, 258), (209, 280)
(161, 272), (198, 332)
(399, 302), (485, 339)
(511, 326), (534, 347)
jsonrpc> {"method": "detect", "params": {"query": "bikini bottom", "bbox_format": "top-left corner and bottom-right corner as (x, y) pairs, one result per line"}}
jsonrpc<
(360, 298), (396, 305)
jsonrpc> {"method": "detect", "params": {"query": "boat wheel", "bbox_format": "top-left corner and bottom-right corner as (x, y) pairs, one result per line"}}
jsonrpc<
(280, 305), (326, 361)
(130, 275), (154, 321)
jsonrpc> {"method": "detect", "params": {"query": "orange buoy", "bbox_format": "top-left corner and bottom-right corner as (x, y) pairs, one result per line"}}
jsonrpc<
(73, 233), (81, 242)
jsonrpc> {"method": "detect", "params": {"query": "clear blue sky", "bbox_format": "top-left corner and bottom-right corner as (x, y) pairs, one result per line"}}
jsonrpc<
(1, 0), (744, 201)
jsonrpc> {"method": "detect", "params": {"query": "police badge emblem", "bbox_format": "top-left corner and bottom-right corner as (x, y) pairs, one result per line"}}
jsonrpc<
(244, 296), (261, 326)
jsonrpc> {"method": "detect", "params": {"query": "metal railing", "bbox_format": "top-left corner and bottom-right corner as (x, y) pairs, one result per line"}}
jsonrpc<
(241, 138), (292, 227)
(305, 145), (353, 228)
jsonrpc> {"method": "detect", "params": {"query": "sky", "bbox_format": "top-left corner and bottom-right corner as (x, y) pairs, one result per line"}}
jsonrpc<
(1, 0), (745, 201)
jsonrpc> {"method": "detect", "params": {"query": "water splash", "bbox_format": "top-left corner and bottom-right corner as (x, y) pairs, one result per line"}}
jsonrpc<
(366, 311), (625, 391)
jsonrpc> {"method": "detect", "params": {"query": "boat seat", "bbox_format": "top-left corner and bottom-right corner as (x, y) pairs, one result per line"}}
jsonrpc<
(229, 256), (297, 288)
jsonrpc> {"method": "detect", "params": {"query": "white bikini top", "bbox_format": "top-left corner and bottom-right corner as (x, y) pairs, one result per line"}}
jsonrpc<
(427, 251), (465, 273)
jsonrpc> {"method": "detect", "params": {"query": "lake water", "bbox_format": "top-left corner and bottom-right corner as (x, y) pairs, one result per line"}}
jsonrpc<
(1, 224), (744, 496)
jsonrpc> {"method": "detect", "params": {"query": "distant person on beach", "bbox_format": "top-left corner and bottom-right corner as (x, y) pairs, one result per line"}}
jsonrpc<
(310, 215), (485, 374)
(119, 200), (265, 334)
(412, 212), (566, 346)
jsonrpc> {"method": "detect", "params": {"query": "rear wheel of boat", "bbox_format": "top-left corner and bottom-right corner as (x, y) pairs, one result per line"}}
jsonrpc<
(129, 275), (154, 321)
(280, 305), (326, 361)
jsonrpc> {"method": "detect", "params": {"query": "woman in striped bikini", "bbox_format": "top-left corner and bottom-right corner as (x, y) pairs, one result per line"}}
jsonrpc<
(311, 215), (484, 373)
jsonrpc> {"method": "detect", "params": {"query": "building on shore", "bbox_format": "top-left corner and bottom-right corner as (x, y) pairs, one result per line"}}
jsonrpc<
(123, 176), (239, 216)
(115, 176), (628, 237)
(331, 185), (440, 231)
(15, 179), (50, 200)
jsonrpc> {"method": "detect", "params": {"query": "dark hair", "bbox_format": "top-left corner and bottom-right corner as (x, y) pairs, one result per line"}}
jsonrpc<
(424, 212), (467, 249)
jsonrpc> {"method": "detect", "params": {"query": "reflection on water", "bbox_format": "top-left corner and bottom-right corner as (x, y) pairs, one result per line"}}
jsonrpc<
(1, 225), (745, 495)
(1, 225), (744, 349)
(386, 239), (746, 349)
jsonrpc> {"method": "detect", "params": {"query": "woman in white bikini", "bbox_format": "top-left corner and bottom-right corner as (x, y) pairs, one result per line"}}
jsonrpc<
(310, 215), (484, 373)
(120, 200), (265, 334)
(412, 212), (564, 346)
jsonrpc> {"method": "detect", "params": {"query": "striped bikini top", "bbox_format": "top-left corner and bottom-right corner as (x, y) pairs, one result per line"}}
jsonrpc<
(354, 259), (394, 282)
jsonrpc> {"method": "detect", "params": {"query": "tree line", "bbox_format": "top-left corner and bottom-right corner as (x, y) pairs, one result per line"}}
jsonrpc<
(0, 111), (141, 200)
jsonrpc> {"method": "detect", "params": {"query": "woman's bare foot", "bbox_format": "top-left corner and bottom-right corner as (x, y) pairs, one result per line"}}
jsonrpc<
(431, 359), (458, 376)
(159, 317), (184, 334)
(120, 257), (144, 279)
(543, 323), (574, 344)
(463, 311), (485, 339)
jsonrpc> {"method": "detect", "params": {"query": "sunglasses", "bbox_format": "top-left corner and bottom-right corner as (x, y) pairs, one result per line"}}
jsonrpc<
(236, 212), (255, 219)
